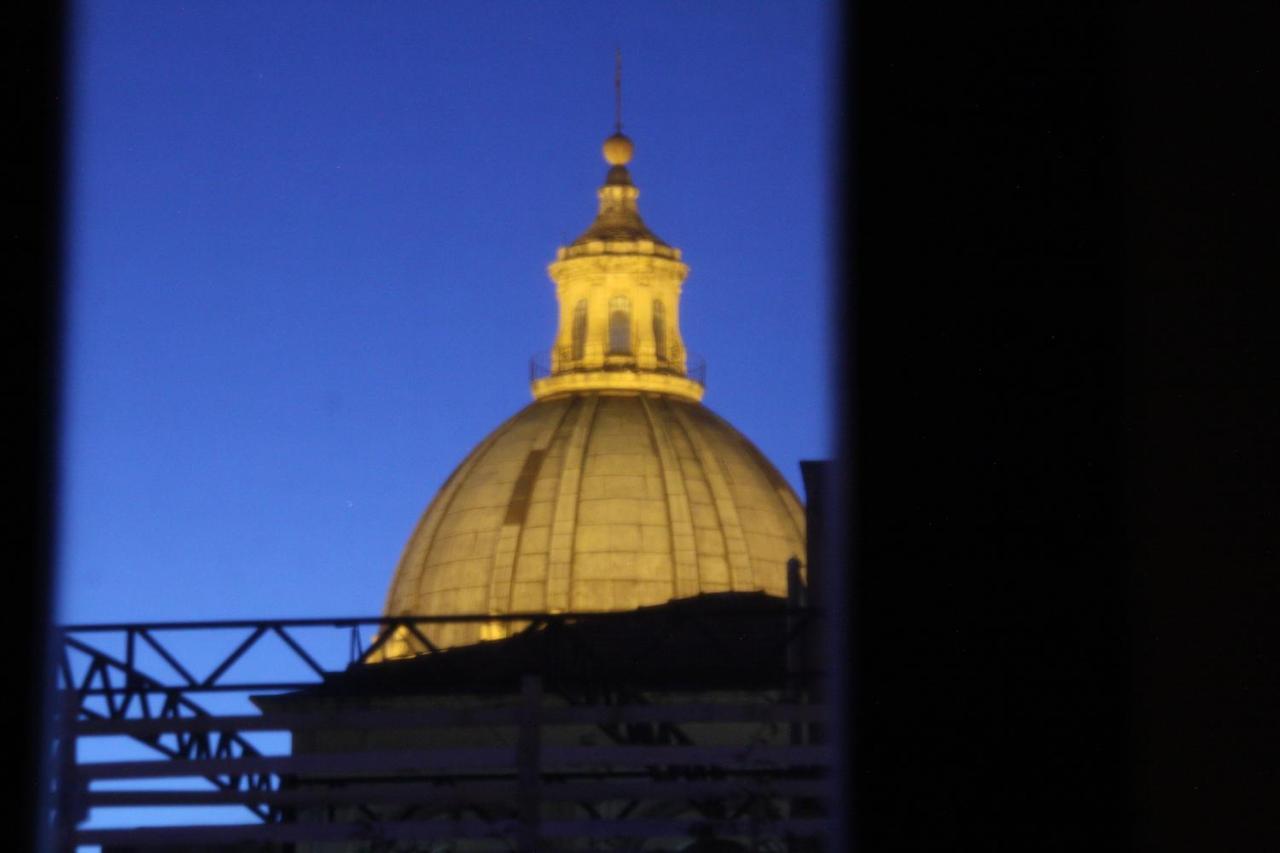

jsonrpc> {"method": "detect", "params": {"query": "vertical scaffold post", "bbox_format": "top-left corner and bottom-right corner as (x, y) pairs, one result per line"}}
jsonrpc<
(53, 691), (84, 853)
(786, 555), (807, 744)
(348, 625), (364, 664)
(517, 673), (543, 851)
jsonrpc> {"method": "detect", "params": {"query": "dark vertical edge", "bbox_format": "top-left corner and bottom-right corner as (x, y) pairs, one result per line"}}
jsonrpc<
(849, 1), (1130, 850)
(7, 0), (68, 849)
(799, 457), (843, 853)
(819, 5), (853, 853)
(1118, 7), (1280, 851)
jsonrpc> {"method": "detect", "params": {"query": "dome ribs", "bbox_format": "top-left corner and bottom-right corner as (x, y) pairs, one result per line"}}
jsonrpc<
(717, 410), (808, 548)
(375, 118), (810, 657)
(379, 393), (806, 657)
(695, 406), (807, 587)
(545, 394), (600, 613)
(667, 401), (756, 594)
(486, 463), (540, 634)
(379, 407), (530, 653)
(486, 398), (576, 633)
(639, 394), (701, 599)
(501, 450), (548, 527)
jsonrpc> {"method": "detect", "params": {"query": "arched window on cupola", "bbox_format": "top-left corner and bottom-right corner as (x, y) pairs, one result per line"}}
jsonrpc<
(608, 296), (631, 355)
(652, 299), (667, 361)
(571, 299), (588, 361)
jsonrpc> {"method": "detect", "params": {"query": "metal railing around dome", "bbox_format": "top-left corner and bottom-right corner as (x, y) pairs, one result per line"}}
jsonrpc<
(528, 350), (707, 387)
(51, 601), (831, 850)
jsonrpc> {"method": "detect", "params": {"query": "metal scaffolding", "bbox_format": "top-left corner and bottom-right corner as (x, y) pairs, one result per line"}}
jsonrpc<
(53, 596), (831, 851)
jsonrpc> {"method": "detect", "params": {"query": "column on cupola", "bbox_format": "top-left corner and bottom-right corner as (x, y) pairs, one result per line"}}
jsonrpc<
(534, 130), (702, 403)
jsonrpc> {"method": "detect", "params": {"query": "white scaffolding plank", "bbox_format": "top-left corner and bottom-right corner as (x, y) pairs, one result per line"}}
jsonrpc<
(71, 701), (826, 736)
(76, 744), (831, 780)
(76, 816), (834, 846)
(86, 777), (829, 807)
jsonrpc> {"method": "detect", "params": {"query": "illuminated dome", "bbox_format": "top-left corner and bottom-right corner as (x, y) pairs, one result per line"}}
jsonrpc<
(378, 128), (805, 656)
(381, 393), (805, 650)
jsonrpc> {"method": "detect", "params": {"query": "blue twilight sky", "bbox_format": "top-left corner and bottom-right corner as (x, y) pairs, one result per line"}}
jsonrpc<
(57, 1), (835, 626)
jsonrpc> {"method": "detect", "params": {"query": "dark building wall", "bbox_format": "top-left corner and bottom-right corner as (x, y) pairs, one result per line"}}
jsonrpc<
(849, 3), (1279, 851)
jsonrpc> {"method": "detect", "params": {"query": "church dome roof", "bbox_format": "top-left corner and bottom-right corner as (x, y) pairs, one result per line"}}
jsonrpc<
(380, 392), (805, 652)
(375, 96), (806, 659)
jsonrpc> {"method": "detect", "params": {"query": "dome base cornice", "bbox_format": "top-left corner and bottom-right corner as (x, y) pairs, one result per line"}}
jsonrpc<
(531, 369), (704, 402)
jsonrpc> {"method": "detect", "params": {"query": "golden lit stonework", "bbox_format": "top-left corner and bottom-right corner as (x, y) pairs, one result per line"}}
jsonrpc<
(532, 133), (703, 403)
(377, 131), (804, 657)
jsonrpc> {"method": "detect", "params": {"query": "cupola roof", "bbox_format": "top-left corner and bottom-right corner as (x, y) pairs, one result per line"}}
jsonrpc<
(569, 132), (670, 248)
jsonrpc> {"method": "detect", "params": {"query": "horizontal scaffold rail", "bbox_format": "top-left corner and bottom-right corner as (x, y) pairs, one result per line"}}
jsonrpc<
(73, 700), (825, 736)
(86, 777), (829, 809)
(79, 744), (831, 781)
(77, 816), (834, 848)
(54, 605), (830, 841)
(64, 603), (818, 632)
(58, 605), (819, 691)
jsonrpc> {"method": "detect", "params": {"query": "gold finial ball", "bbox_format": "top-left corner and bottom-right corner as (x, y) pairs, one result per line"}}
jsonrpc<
(602, 132), (634, 166)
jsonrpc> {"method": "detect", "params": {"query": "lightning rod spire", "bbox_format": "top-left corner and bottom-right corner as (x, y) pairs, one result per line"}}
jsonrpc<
(614, 48), (623, 134)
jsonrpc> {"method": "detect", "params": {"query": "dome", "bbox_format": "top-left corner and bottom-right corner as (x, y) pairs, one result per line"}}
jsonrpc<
(375, 121), (807, 660)
(380, 392), (805, 652)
